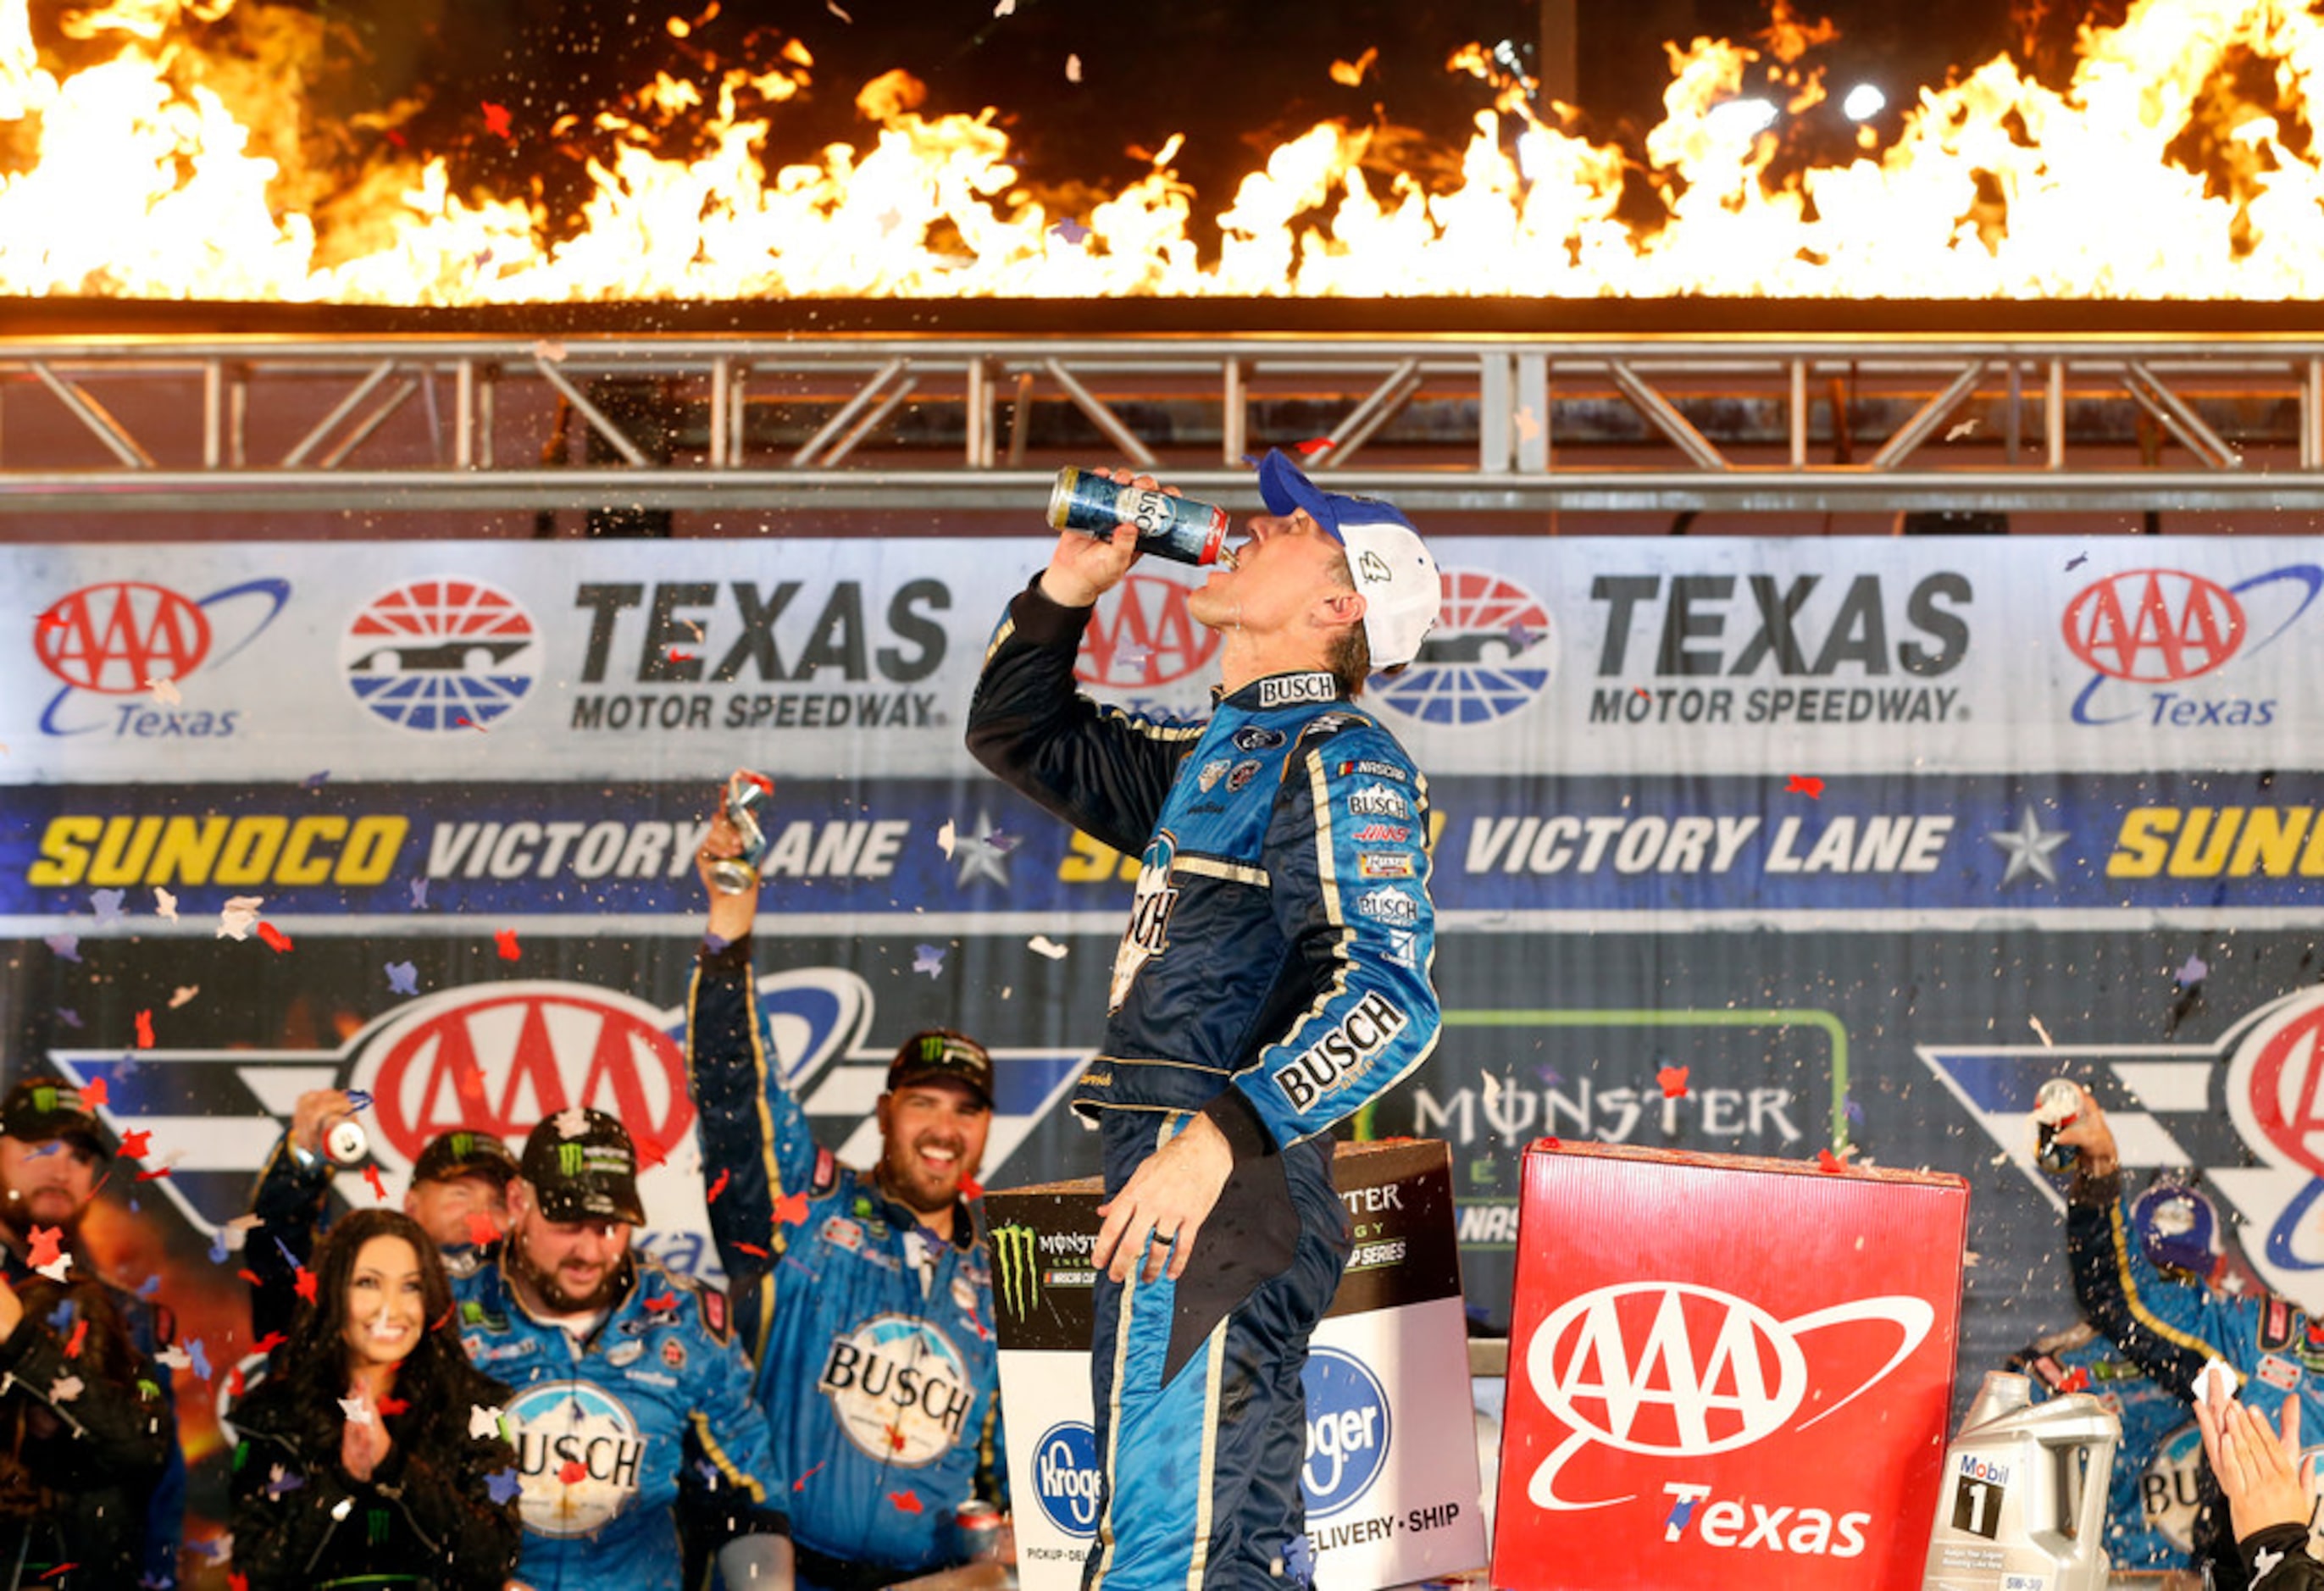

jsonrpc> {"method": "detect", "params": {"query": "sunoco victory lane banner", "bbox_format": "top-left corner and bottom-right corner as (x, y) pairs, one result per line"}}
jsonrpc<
(1, 535), (2320, 1568)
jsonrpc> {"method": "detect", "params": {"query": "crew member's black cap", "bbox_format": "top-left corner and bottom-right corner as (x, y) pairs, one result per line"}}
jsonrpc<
(0, 1077), (105, 1154)
(519, 1108), (646, 1225)
(885, 1030), (995, 1109)
(411, 1128), (519, 1189)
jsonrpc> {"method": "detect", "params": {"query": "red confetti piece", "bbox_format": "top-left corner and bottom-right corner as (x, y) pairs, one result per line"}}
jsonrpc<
(1541, 1135), (1562, 1150)
(791, 1461), (826, 1493)
(26, 1226), (62, 1268)
(452, 714), (491, 732)
(385, 128), (408, 148)
(452, 1057), (489, 1112)
(230, 1575), (248, 1591)
(78, 1078), (107, 1108)
(887, 1422), (907, 1452)
(378, 1395), (409, 1416)
(496, 929), (522, 962)
(887, 1490), (923, 1514)
(481, 101), (515, 141)
(294, 1267), (318, 1303)
(668, 650), (696, 662)
(117, 1128), (151, 1158)
(706, 1169), (729, 1203)
(960, 1174), (984, 1200)
(1816, 1148), (1845, 1173)
(363, 1164), (389, 1201)
(257, 921), (294, 953)
(774, 1189), (810, 1226)
(1785, 774), (1825, 799)
(635, 1136), (667, 1171)
(735, 1242), (768, 1258)
(228, 1364), (245, 1397)
(135, 1010), (155, 1049)
(135, 1167), (171, 1181)
(1656, 1065), (1689, 1100)
(236, 1269), (263, 1288)
(430, 1304), (455, 1333)
(253, 1333), (286, 1355)
(643, 1294), (680, 1313)
(41, 1566), (78, 1582)
(1291, 437), (1336, 457)
(64, 1319), (86, 1358)
(466, 1212), (502, 1247)
(558, 1459), (587, 1484)
(2058, 1366), (2091, 1394)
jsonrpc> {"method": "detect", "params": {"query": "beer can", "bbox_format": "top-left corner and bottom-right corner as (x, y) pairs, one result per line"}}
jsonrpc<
(710, 771), (776, 895)
(2033, 1077), (2083, 1174)
(953, 1499), (1004, 1564)
(325, 1117), (370, 1166)
(1047, 467), (1229, 566)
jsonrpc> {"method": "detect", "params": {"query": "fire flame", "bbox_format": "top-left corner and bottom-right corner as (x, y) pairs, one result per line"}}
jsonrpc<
(1, 0), (2321, 302)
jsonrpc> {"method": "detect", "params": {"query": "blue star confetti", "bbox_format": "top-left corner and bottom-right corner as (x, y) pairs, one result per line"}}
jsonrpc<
(486, 1467), (522, 1505)
(1051, 218), (1092, 245)
(1284, 1533), (1314, 1585)
(265, 1466), (305, 1499)
(409, 878), (429, 909)
(188, 1338), (211, 1379)
(913, 944), (946, 978)
(302, 770), (330, 789)
(385, 962), (419, 996)
(207, 1230), (230, 1265)
(44, 933), (80, 963)
(90, 889), (126, 927)
(2177, 952), (2210, 986)
(55, 1009), (80, 1029)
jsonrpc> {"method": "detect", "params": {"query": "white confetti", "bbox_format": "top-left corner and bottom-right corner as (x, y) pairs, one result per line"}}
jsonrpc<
(827, 0), (851, 18)
(531, 339), (567, 364)
(935, 819), (957, 859)
(1944, 418), (1979, 441)
(153, 887), (179, 922)
(1028, 935), (1069, 961)
(2027, 1015), (2055, 1047)
(1514, 406), (1542, 442)
(34, 1256), (70, 1284)
(469, 1403), (505, 1439)
(217, 895), (265, 941)
(993, 0), (1013, 12)
(2193, 1357), (2238, 1409)
(1065, 53), (1082, 82)
(168, 984), (198, 1010)
(156, 1345), (192, 1370)
(554, 1106), (590, 1139)
(339, 1394), (375, 1427)
(49, 1374), (81, 1403)
(146, 675), (182, 706)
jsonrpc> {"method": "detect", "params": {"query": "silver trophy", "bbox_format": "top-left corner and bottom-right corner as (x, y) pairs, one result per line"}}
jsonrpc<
(710, 771), (777, 895)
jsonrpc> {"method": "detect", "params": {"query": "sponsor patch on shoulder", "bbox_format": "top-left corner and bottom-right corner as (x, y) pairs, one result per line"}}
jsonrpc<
(699, 1285), (729, 1342)
(1336, 759), (1407, 782)
(1198, 758), (1233, 792)
(2258, 1353), (2303, 1390)
(823, 1217), (864, 1253)
(1346, 784), (1410, 820)
(1227, 760), (1263, 792)
(1356, 887), (1421, 926)
(1357, 851), (1417, 879)
(1231, 725), (1286, 751)
(811, 1147), (839, 1195)
(1257, 674), (1337, 709)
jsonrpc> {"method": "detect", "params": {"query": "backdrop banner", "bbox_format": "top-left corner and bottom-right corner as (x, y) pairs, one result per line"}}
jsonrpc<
(3, 535), (2316, 1573)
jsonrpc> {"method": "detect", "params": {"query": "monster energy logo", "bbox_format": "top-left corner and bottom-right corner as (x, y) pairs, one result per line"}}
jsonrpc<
(991, 1223), (1039, 1318)
(921, 1034), (948, 1063)
(367, 1506), (391, 1547)
(451, 1132), (474, 1159)
(557, 1143), (586, 1178)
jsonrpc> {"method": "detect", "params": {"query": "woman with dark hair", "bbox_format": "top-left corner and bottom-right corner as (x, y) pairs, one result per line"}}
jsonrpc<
(229, 1206), (521, 1590)
(0, 1272), (173, 1588)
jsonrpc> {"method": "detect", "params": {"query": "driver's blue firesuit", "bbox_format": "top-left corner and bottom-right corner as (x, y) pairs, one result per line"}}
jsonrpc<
(685, 935), (1006, 1591)
(450, 1248), (785, 1591)
(967, 578), (1441, 1591)
(2066, 1170), (2320, 1591)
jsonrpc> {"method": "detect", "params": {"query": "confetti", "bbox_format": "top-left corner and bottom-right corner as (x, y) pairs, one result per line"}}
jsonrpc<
(302, 770), (330, 789)
(34, 1254), (69, 1284)
(1844, 1095), (1866, 1126)
(257, 921), (294, 954)
(1284, 1534), (1315, 1584)
(1064, 53), (1081, 82)
(960, 1173), (984, 1200)
(26, 1227), (63, 1269)
(168, 985), (197, 1009)
(2028, 1014), (2055, 1047)
(486, 1468), (522, 1505)
(43, 933), (80, 963)
(1944, 418), (1979, 441)
(217, 896), (264, 940)
(1784, 774), (1825, 798)
(49, 1374), (81, 1403)
(1514, 406), (1542, 441)
(913, 944), (946, 978)
(1506, 622), (1539, 651)
(409, 878), (430, 909)
(153, 887), (178, 922)
(643, 1294), (680, 1313)
(935, 820), (957, 859)
(1051, 218), (1092, 245)
(207, 1229), (230, 1264)
(1633, 686), (1650, 700)
(378, 1394), (408, 1416)
(1028, 935), (1069, 961)
(363, 1164), (388, 1201)
(792, 1461), (827, 1492)
(2177, 952), (2210, 985)
(468, 1212), (503, 1249)
(189, 1338), (211, 1380)
(480, 101), (514, 141)
(135, 1166), (172, 1183)
(146, 676), (182, 706)
(1328, 47), (1378, 86)
(826, 0), (851, 19)
(90, 889), (126, 927)
(774, 1189), (810, 1225)
(1292, 437), (1337, 457)
(64, 1319), (85, 1358)
(470, 1404), (505, 1440)
(135, 1009), (155, 1047)
(158, 1345), (191, 1369)
(2066, 553), (2089, 571)
(1656, 1065), (1689, 1100)
(294, 1267), (318, 1304)
(339, 1395), (374, 1427)
(707, 1169), (730, 1203)
(1816, 1147), (1845, 1174)
(558, 1459), (587, 1485)
(888, 1489), (924, 1514)
(496, 928), (522, 962)
(80, 1078), (106, 1108)
(992, 0), (1012, 12)
(265, 1466), (304, 1500)
(385, 961), (419, 996)
(735, 1241), (768, 1258)
(54, 1009), (80, 1029)
(554, 1106), (590, 1139)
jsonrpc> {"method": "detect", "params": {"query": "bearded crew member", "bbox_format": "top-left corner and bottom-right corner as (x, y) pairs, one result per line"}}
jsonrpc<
(449, 1107), (791, 1591)
(688, 803), (1007, 1591)
(966, 452), (1444, 1590)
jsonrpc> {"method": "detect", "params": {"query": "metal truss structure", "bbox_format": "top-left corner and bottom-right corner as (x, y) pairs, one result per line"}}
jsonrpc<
(7, 330), (2324, 515)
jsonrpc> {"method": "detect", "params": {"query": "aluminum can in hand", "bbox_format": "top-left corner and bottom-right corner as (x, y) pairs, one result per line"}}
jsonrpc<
(710, 771), (776, 895)
(1048, 467), (1229, 566)
(2033, 1077), (2083, 1174)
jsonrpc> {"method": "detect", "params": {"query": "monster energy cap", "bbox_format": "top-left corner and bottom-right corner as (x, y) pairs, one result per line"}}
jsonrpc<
(886, 1029), (995, 1109)
(0, 1076), (105, 1154)
(519, 1107), (645, 1225)
(411, 1128), (519, 1189)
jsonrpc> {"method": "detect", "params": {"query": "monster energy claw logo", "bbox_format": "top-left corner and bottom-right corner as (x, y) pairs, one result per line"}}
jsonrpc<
(557, 1142), (586, 1178)
(451, 1132), (474, 1158)
(992, 1223), (1040, 1317)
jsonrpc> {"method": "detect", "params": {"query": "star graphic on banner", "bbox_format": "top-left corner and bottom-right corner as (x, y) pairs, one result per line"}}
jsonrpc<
(1986, 806), (2070, 887)
(950, 812), (1014, 886)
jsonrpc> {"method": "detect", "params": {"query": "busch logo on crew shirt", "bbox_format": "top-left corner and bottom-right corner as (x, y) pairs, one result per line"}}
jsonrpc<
(1273, 992), (1409, 1111)
(1110, 831), (1179, 1012)
(817, 1316), (975, 1466)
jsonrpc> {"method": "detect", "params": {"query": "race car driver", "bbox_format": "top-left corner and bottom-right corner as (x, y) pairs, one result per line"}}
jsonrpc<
(964, 451), (1444, 1590)
(450, 1106), (790, 1591)
(687, 809), (1007, 1590)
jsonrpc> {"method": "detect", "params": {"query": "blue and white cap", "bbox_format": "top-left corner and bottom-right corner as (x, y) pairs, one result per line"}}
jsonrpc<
(1256, 449), (1441, 670)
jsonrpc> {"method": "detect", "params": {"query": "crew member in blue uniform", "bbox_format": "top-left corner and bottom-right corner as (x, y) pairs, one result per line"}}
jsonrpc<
(966, 451), (1444, 1590)
(686, 815), (1007, 1590)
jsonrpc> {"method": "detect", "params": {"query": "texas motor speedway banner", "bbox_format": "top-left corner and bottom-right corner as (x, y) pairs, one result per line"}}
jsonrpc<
(3, 535), (2320, 1568)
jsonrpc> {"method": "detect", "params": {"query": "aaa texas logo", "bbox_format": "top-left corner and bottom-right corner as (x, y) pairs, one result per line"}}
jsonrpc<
(1922, 987), (2324, 1309)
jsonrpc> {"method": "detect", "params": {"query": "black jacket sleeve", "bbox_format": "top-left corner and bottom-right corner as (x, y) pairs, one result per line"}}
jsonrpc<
(0, 1305), (173, 1494)
(2064, 1168), (2239, 1396)
(2241, 1522), (2324, 1588)
(963, 575), (1195, 856)
(247, 1134), (332, 1341)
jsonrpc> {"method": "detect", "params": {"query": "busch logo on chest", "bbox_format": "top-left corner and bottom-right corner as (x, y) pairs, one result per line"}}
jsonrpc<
(1273, 992), (1409, 1111)
(818, 1315), (977, 1466)
(1110, 831), (1180, 1012)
